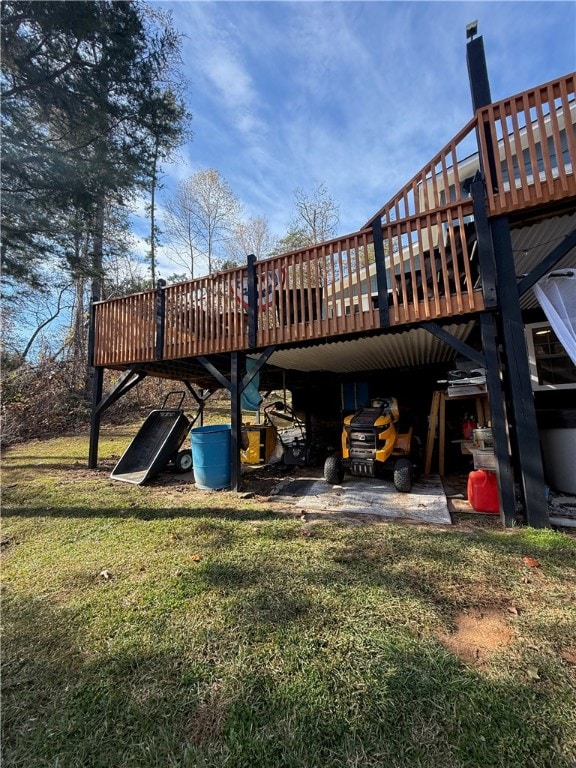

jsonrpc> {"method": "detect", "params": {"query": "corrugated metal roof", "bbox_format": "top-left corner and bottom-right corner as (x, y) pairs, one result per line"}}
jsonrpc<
(265, 322), (476, 373)
(256, 214), (574, 376)
(513, 212), (576, 309)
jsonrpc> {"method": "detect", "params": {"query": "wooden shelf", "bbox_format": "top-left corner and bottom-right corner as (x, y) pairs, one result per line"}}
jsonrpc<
(425, 389), (490, 475)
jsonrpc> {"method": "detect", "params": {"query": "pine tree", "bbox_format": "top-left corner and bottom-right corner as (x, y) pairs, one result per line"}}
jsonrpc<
(1, 1), (188, 293)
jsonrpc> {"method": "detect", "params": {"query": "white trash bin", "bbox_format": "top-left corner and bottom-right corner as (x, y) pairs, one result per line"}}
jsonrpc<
(539, 410), (576, 495)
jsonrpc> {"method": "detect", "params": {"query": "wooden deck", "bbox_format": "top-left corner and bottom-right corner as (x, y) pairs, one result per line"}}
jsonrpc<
(93, 74), (576, 369)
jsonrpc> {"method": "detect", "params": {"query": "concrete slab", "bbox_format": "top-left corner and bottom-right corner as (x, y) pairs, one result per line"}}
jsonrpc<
(271, 474), (452, 525)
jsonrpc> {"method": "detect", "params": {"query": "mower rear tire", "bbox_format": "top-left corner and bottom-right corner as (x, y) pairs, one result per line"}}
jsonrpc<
(175, 450), (193, 474)
(393, 457), (412, 493)
(324, 454), (344, 485)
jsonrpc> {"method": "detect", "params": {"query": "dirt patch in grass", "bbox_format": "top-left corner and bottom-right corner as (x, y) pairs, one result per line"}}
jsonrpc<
(440, 608), (514, 663)
(186, 684), (231, 747)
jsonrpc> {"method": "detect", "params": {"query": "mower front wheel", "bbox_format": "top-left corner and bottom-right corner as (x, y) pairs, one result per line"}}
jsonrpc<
(324, 454), (345, 485)
(393, 457), (412, 493)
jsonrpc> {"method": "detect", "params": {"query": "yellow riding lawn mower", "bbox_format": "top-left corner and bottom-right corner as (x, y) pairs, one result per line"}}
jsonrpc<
(323, 397), (419, 492)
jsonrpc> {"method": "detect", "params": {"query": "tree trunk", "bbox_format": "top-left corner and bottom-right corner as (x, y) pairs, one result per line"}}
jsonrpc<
(149, 140), (158, 285)
(85, 200), (105, 399)
(69, 225), (88, 371)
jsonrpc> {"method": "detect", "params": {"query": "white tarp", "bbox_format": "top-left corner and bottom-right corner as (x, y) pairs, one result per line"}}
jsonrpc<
(533, 269), (576, 366)
(271, 474), (452, 525)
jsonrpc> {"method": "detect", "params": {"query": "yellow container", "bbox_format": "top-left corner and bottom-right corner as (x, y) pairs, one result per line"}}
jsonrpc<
(241, 426), (276, 464)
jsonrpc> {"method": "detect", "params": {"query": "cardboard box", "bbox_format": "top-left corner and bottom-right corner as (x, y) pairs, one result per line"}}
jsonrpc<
(472, 449), (496, 471)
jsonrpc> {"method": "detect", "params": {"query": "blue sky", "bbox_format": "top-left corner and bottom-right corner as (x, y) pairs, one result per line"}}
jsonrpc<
(146, 0), (576, 277)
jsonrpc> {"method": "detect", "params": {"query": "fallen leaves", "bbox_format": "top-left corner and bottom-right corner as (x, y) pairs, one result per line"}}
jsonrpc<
(560, 649), (576, 665)
(522, 556), (541, 568)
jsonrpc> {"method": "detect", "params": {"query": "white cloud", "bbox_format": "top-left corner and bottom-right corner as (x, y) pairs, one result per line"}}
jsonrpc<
(202, 49), (256, 114)
(145, 0), (575, 246)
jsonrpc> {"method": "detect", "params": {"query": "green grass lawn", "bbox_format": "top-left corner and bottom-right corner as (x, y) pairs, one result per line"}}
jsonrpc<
(2, 426), (576, 768)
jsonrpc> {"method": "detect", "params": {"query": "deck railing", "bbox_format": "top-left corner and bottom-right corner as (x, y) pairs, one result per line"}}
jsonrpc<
(382, 201), (482, 324)
(92, 74), (575, 369)
(94, 289), (156, 366)
(92, 211), (484, 366)
(365, 117), (480, 226)
(255, 229), (380, 347)
(367, 73), (575, 225)
(162, 267), (247, 359)
(478, 73), (576, 215)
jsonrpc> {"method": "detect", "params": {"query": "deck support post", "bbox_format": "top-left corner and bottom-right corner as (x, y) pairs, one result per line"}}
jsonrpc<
(155, 279), (167, 360)
(88, 366), (148, 468)
(466, 34), (491, 109)
(479, 313), (517, 526)
(467, 33), (498, 190)
(247, 254), (257, 347)
(372, 218), (389, 327)
(197, 348), (276, 492)
(470, 176), (498, 308)
(88, 366), (104, 469)
(491, 217), (549, 527)
(87, 290), (101, 468)
(467, 25), (548, 528)
(420, 318), (520, 526)
(230, 351), (243, 492)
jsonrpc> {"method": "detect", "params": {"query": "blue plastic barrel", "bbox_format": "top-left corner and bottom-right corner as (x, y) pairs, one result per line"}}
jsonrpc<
(191, 424), (231, 490)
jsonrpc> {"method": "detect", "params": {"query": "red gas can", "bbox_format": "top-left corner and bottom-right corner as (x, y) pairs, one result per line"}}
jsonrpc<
(462, 416), (476, 440)
(467, 469), (499, 514)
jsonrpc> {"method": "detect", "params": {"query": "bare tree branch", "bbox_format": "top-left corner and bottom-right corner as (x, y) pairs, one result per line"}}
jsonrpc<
(18, 283), (72, 363)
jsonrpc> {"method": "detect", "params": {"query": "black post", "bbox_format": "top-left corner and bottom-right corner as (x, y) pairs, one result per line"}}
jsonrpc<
(491, 217), (549, 527)
(372, 218), (389, 327)
(88, 302), (97, 369)
(230, 351), (243, 491)
(88, 368), (146, 469)
(466, 35), (491, 110)
(88, 366), (104, 469)
(155, 279), (166, 360)
(87, 294), (101, 468)
(479, 313), (517, 526)
(247, 253), (257, 347)
(470, 177), (498, 308)
(466, 32), (498, 190)
(467, 25), (548, 527)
